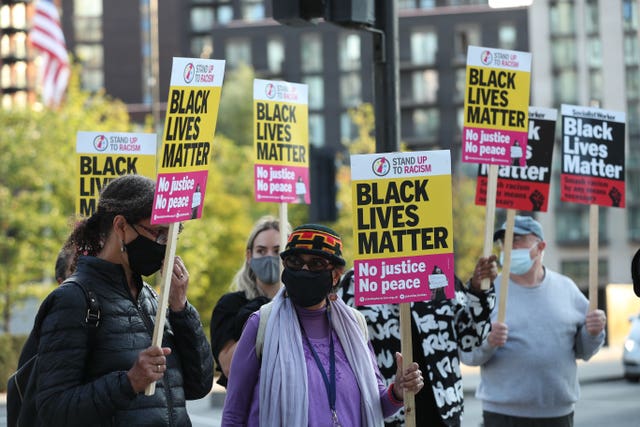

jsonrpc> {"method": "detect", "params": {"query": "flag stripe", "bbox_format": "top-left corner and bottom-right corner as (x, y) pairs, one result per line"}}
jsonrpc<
(30, 0), (69, 107)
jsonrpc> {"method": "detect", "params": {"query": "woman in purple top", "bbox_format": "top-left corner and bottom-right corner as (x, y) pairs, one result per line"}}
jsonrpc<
(221, 224), (424, 427)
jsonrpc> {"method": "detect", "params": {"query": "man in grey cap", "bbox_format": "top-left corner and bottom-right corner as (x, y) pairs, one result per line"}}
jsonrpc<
(461, 215), (607, 427)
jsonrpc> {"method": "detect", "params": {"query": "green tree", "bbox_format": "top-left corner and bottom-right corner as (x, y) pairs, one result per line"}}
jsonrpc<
(0, 72), (132, 333)
(216, 64), (256, 147)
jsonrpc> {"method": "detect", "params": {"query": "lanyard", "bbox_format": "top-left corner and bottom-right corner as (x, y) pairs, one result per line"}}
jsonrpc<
(299, 307), (341, 426)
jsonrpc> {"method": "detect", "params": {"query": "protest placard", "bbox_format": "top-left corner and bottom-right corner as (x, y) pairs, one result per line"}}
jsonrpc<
(462, 46), (531, 289)
(476, 107), (557, 212)
(560, 104), (626, 310)
(147, 57), (225, 395)
(351, 150), (454, 305)
(152, 57), (225, 224)
(253, 79), (310, 205)
(76, 131), (157, 217)
(560, 104), (625, 208)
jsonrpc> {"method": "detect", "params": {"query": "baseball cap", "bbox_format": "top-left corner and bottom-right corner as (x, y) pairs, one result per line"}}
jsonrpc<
(493, 215), (544, 242)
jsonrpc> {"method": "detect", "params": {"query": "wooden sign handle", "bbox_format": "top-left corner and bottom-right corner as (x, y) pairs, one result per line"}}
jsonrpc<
(145, 223), (180, 396)
(400, 303), (416, 427)
(481, 165), (499, 290)
(497, 209), (515, 323)
(588, 205), (599, 311)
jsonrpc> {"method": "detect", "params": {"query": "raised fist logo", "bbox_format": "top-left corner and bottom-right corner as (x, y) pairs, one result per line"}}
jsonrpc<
(609, 187), (622, 207)
(529, 190), (545, 211)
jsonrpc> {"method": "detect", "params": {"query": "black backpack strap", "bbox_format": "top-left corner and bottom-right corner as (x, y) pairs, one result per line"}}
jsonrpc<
(61, 279), (101, 328)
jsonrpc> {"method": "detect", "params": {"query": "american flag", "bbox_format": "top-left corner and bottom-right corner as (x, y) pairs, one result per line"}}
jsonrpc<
(29, 0), (70, 108)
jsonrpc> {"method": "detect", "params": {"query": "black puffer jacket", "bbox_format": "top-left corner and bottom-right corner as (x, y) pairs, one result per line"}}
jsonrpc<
(35, 256), (214, 426)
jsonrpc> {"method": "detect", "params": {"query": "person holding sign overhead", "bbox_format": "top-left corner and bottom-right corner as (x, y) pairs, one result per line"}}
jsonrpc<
(339, 255), (498, 427)
(221, 224), (424, 426)
(461, 215), (606, 427)
(32, 174), (213, 426)
(210, 215), (289, 387)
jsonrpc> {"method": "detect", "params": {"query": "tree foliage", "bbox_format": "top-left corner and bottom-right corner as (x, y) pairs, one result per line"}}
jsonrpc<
(0, 71), (131, 332)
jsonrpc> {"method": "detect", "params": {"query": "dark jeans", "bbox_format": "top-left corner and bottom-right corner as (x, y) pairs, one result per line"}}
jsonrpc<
(483, 411), (574, 427)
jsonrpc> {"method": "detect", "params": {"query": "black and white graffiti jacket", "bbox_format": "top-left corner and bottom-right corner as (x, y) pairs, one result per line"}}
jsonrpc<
(339, 270), (495, 427)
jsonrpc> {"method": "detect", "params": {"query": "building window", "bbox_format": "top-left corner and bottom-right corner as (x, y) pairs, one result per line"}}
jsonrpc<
(339, 33), (361, 71)
(626, 68), (640, 99)
(301, 33), (322, 73)
(587, 37), (602, 67)
(341, 112), (358, 144)
(551, 38), (576, 68)
(303, 75), (324, 109)
(208, 0), (233, 24)
(498, 23), (517, 50)
(241, 0), (264, 21)
(624, 34), (639, 65)
(628, 168), (640, 201)
(454, 25), (480, 62)
(74, 0), (103, 93)
(0, 5), (9, 28)
(75, 1), (102, 16)
(2, 3), (26, 29)
(267, 37), (284, 74)
(553, 69), (578, 105)
(456, 106), (464, 133)
(413, 108), (439, 140)
(589, 69), (603, 103)
(584, 0), (600, 34)
(81, 68), (105, 93)
(191, 7), (215, 32)
(549, 1), (575, 36)
(555, 206), (608, 244)
(1, 64), (11, 88)
(629, 206), (640, 240)
(75, 44), (103, 69)
(340, 72), (361, 107)
(398, 0), (416, 10)
(411, 70), (438, 103)
(623, 0), (639, 31)
(410, 28), (437, 66)
(420, 0), (436, 7)
(560, 259), (608, 287)
(191, 35), (213, 58)
(454, 68), (466, 103)
(1, 32), (26, 59)
(628, 101), (640, 135)
(225, 38), (251, 69)
(309, 113), (325, 147)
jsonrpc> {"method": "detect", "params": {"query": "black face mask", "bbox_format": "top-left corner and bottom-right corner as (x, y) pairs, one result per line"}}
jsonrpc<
(125, 235), (166, 276)
(282, 268), (334, 308)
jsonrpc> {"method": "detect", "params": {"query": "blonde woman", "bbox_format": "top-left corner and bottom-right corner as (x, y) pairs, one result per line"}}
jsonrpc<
(210, 216), (289, 387)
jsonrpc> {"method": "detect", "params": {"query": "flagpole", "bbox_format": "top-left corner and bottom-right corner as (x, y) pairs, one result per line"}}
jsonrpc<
(149, 0), (161, 134)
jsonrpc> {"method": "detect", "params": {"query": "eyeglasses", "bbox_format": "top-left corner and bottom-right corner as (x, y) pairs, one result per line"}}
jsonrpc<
(131, 223), (169, 245)
(284, 255), (333, 272)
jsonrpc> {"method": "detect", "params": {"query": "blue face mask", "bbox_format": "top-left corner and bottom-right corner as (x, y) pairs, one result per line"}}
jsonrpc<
(501, 248), (534, 275)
